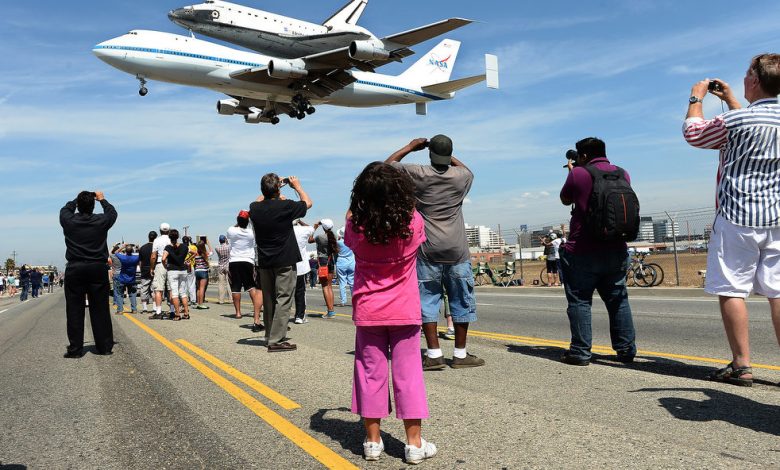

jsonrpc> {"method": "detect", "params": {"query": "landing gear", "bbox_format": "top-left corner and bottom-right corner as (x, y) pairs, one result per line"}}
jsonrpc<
(291, 94), (316, 119)
(136, 75), (148, 97)
(271, 116), (280, 125)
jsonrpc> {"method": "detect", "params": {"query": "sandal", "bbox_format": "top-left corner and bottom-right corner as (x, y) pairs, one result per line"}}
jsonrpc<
(182, 314), (190, 320)
(707, 362), (753, 387)
(172, 315), (182, 321)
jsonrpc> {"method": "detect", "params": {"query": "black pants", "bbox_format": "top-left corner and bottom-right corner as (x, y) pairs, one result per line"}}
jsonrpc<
(295, 274), (306, 320)
(64, 262), (114, 353)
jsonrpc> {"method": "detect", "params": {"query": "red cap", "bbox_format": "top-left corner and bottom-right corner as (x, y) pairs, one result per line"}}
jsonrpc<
(237, 210), (250, 219)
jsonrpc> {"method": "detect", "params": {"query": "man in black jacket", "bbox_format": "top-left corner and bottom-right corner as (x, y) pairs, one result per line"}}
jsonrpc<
(60, 191), (118, 358)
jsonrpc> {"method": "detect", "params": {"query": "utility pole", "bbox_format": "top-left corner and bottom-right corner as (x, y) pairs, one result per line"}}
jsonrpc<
(11, 251), (17, 266)
(664, 212), (680, 286)
(183, 225), (190, 237)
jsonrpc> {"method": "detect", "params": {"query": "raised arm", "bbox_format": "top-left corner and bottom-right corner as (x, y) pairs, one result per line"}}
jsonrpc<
(59, 198), (78, 227)
(288, 176), (313, 209)
(385, 138), (428, 164)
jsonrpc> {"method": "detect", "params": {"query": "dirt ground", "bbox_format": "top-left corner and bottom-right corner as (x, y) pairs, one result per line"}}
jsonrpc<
(504, 252), (708, 288)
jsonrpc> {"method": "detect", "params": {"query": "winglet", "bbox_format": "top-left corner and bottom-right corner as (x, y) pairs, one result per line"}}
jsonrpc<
(485, 54), (499, 89)
(323, 0), (368, 27)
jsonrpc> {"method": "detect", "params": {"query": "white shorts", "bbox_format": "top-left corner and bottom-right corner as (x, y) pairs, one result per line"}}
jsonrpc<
(705, 215), (780, 298)
(167, 270), (189, 299)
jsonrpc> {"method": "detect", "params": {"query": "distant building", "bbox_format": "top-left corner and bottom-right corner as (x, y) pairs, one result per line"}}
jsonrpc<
(465, 224), (505, 250)
(653, 220), (680, 242)
(638, 216), (654, 242)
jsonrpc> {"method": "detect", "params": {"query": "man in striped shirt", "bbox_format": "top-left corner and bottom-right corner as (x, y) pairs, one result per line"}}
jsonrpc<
(683, 53), (780, 387)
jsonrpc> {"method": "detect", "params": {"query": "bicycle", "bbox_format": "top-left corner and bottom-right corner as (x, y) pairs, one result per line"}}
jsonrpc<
(627, 252), (664, 287)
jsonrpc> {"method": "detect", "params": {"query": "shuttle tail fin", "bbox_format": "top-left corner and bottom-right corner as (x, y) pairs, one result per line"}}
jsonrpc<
(323, 0), (368, 27)
(399, 39), (460, 87)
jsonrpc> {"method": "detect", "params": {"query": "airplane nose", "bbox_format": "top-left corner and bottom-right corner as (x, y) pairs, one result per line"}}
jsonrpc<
(168, 7), (194, 21)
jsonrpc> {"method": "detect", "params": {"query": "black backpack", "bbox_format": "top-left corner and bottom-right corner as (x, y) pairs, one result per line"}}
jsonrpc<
(583, 164), (640, 242)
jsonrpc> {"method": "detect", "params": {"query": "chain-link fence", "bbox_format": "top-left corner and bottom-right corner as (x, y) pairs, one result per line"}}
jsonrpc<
(473, 207), (717, 287)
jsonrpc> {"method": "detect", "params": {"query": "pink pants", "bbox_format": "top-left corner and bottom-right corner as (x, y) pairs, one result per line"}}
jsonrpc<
(352, 325), (429, 419)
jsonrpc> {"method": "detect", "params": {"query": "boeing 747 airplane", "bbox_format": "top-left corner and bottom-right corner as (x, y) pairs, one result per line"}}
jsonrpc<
(93, 29), (498, 125)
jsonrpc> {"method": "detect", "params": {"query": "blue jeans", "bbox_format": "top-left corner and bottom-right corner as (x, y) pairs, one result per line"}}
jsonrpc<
(336, 260), (354, 304)
(20, 281), (30, 301)
(116, 282), (137, 313)
(416, 257), (477, 324)
(559, 249), (636, 360)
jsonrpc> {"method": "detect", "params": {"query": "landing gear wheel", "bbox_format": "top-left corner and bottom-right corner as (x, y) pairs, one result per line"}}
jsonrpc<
(306, 106), (316, 115)
(288, 111), (298, 119)
(139, 87), (148, 96)
(271, 116), (280, 125)
(296, 112), (306, 120)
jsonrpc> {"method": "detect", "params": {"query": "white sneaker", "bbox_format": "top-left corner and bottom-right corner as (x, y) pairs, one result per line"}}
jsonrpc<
(405, 438), (437, 465)
(363, 439), (384, 461)
(294, 317), (304, 324)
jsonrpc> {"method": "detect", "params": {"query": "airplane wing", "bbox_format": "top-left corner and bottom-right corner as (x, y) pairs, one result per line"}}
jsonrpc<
(382, 18), (472, 46)
(293, 17), (473, 71)
(231, 18), (472, 98)
(230, 67), (357, 98)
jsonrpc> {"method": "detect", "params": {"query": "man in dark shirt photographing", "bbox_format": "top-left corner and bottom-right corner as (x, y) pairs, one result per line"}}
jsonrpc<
(59, 190), (118, 358)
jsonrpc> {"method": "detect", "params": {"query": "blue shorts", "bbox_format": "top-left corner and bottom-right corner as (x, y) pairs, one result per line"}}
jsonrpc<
(416, 257), (477, 324)
(195, 270), (209, 280)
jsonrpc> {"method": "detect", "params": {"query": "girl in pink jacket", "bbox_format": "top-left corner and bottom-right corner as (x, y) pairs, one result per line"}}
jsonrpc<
(344, 162), (436, 465)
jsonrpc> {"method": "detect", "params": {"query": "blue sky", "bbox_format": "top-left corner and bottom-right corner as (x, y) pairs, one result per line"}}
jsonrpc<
(2, 1), (779, 268)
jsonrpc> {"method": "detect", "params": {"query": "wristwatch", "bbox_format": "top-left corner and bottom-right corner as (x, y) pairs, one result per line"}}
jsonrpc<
(689, 95), (704, 104)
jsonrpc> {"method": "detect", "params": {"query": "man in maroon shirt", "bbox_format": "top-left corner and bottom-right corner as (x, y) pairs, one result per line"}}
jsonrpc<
(558, 137), (637, 366)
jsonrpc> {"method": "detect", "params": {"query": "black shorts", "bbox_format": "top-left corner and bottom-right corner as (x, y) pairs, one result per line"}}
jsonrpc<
(546, 260), (558, 274)
(229, 262), (257, 293)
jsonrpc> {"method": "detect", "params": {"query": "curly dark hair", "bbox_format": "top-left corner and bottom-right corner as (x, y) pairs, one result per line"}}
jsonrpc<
(349, 162), (416, 245)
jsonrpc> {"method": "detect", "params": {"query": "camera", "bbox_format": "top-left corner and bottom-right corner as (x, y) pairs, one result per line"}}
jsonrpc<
(563, 149), (579, 168)
(708, 80), (722, 92)
(281, 177), (290, 185)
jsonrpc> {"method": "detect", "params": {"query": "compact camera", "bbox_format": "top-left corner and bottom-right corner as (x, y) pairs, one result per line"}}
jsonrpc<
(708, 80), (722, 92)
(281, 177), (290, 185)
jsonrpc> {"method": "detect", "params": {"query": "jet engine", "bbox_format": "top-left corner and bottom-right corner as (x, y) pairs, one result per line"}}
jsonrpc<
(349, 40), (391, 61)
(217, 99), (240, 116)
(245, 111), (270, 124)
(267, 59), (308, 79)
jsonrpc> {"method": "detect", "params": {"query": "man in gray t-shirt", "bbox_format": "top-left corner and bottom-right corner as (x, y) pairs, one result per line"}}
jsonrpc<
(386, 135), (484, 370)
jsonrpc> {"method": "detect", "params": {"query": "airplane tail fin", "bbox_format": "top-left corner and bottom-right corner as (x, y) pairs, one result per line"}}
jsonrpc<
(421, 54), (500, 94)
(323, 0), (368, 27)
(399, 39), (461, 87)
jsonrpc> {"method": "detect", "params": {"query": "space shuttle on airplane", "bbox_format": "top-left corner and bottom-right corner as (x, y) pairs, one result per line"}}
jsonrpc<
(168, 0), (469, 59)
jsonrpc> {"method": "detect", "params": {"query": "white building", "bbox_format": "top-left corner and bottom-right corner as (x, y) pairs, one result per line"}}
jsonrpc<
(465, 224), (505, 250)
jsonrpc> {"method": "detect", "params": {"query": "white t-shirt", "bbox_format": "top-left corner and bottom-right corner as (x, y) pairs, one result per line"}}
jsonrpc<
(550, 238), (562, 260)
(293, 225), (315, 276)
(227, 226), (255, 264)
(152, 234), (172, 258)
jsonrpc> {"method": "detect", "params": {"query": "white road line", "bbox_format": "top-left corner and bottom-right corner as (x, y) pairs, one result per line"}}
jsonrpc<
(0, 309), (7, 314)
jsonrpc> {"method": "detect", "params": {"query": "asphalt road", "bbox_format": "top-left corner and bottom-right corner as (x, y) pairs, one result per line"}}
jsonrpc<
(1, 286), (778, 469)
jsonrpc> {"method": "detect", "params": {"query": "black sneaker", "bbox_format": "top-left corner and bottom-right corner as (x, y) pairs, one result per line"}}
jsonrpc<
(252, 323), (265, 333)
(560, 351), (590, 366)
(615, 352), (635, 363)
(63, 349), (84, 359)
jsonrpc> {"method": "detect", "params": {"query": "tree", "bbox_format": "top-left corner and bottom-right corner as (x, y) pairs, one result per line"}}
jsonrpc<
(4, 258), (14, 273)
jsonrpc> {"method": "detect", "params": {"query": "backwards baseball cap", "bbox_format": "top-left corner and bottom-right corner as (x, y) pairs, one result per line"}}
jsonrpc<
(237, 210), (250, 219)
(429, 134), (453, 166)
(321, 218), (334, 230)
(219, 234), (227, 243)
(160, 222), (170, 232)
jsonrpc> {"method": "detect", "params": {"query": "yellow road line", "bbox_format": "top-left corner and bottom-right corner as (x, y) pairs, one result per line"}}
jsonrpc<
(304, 309), (780, 372)
(122, 314), (358, 470)
(176, 339), (300, 410)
